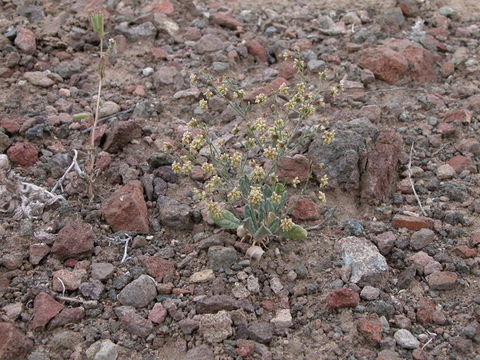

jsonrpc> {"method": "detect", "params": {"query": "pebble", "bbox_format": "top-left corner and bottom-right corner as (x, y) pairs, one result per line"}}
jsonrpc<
(394, 329), (420, 349)
(271, 309), (293, 328)
(117, 275), (157, 308)
(189, 269), (215, 283)
(360, 285), (380, 300)
(85, 339), (118, 360)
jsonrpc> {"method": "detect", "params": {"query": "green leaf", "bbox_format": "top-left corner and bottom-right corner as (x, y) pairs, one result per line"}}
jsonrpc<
(210, 209), (241, 229)
(239, 175), (251, 198)
(274, 183), (285, 194)
(91, 14), (105, 38)
(279, 224), (308, 240)
(269, 217), (280, 234)
(253, 224), (272, 240)
(243, 217), (255, 235)
(262, 184), (272, 198)
(72, 112), (93, 120)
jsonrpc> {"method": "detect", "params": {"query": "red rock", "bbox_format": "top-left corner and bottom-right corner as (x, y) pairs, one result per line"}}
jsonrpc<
(141, 255), (175, 282)
(236, 343), (255, 358)
(51, 222), (95, 260)
(95, 151), (111, 170)
(0, 118), (22, 133)
(356, 314), (382, 344)
(437, 122), (456, 137)
(152, 0), (174, 15)
(148, 303), (167, 324)
(0, 322), (34, 359)
(48, 307), (85, 329)
(358, 46), (409, 84)
(454, 245), (477, 258)
(52, 269), (86, 291)
(29, 243), (50, 265)
(6, 142), (38, 166)
(327, 289), (360, 309)
(398, 0), (420, 17)
(426, 271), (457, 290)
(440, 62), (455, 77)
(359, 104), (381, 122)
(211, 12), (243, 31)
(295, 38), (313, 51)
(472, 231), (480, 247)
(412, 349), (427, 360)
(416, 298), (435, 324)
(444, 110), (472, 124)
(261, 299), (275, 312)
(184, 27), (201, 41)
(14, 27), (36, 54)
(245, 40), (268, 63)
(277, 61), (296, 80)
(277, 154), (310, 182)
(102, 180), (149, 234)
(361, 130), (403, 203)
(447, 155), (473, 173)
(103, 120), (142, 153)
(115, 306), (153, 338)
(31, 292), (64, 330)
(289, 196), (319, 221)
(392, 215), (434, 231)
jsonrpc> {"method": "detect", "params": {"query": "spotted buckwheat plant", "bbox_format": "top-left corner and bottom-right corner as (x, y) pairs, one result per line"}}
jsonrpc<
(170, 55), (342, 248)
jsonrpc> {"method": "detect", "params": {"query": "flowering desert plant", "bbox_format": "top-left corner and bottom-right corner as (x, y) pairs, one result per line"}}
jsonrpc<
(169, 57), (341, 248)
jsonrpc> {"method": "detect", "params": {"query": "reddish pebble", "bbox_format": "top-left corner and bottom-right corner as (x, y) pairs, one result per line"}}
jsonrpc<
(454, 245), (477, 258)
(7, 142), (38, 166)
(392, 215), (434, 231)
(327, 289), (360, 309)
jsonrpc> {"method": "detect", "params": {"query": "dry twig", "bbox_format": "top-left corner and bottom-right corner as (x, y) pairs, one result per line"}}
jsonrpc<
(408, 143), (427, 216)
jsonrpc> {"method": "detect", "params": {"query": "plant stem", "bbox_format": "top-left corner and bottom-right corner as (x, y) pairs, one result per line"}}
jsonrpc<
(87, 37), (104, 201)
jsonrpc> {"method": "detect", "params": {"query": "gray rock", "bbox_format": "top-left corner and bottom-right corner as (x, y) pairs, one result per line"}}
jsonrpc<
(24, 71), (55, 87)
(360, 285), (380, 300)
(86, 339), (118, 360)
(307, 59), (326, 72)
(196, 34), (225, 54)
(153, 66), (178, 87)
(247, 321), (273, 344)
(194, 310), (233, 343)
(439, 6), (456, 17)
(185, 345), (214, 360)
(208, 246), (238, 270)
(152, 13), (179, 36)
(178, 318), (200, 335)
(195, 295), (239, 314)
(99, 101), (120, 117)
(336, 236), (389, 286)
(157, 196), (194, 230)
(50, 330), (84, 350)
(91, 263), (114, 281)
(410, 228), (435, 250)
(0, 131), (12, 153)
(79, 280), (104, 300)
(117, 275), (157, 308)
(115, 22), (156, 41)
(440, 181), (468, 202)
(394, 329), (420, 349)
(375, 231), (396, 255)
(343, 219), (364, 236)
(366, 300), (395, 318)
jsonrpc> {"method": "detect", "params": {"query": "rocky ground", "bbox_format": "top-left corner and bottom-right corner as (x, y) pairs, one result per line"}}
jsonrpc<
(1, 0), (480, 359)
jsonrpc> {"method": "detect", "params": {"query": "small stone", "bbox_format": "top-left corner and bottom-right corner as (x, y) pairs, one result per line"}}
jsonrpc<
(247, 321), (273, 344)
(360, 286), (380, 300)
(117, 275), (157, 308)
(103, 120), (142, 153)
(437, 164), (455, 179)
(307, 59), (326, 72)
(0, 322), (34, 359)
(439, 6), (456, 17)
(99, 101), (120, 118)
(90, 263), (115, 281)
(79, 280), (104, 300)
(178, 318), (199, 335)
(410, 229), (435, 251)
(196, 34), (225, 54)
(357, 314), (382, 344)
(270, 276), (284, 294)
(114, 306), (153, 337)
(14, 27), (36, 54)
(31, 292), (64, 329)
(289, 196), (319, 221)
(52, 268), (86, 291)
(336, 236), (389, 286)
(24, 71), (55, 87)
(327, 289), (360, 309)
(407, 251), (442, 275)
(189, 269), (215, 283)
(245, 40), (268, 63)
(2, 303), (23, 320)
(211, 12), (243, 31)
(152, 13), (179, 36)
(375, 231), (396, 255)
(50, 330), (84, 351)
(394, 329), (420, 349)
(194, 310), (233, 343)
(208, 246), (237, 270)
(51, 221), (95, 260)
(277, 154), (310, 182)
(141, 255), (175, 282)
(447, 155), (473, 174)
(454, 245), (477, 258)
(7, 142), (38, 166)
(185, 345), (214, 360)
(195, 295), (239, 314)
(271, 309), (293, 328)
(148, 303), (167, 324)
(29, 243), (50, 265)
(426, 271), (457, 290)
(101, 181), (149, 234)
(392, 215), (433, 231)
(153, 66), (178, 87)
(116, 22), (156, 41)
(85, 339), (118, 360)
(48, 307), (85, 329)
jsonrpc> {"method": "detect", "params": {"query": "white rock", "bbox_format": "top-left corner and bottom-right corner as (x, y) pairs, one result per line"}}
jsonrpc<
(271, 309), (293, 328)
(394, 329), (420, 349)
(99, 101), (121, 117)
(189, 269), (215, 283)
(436, 164), (455, 180)
(86, 339), (118, 360)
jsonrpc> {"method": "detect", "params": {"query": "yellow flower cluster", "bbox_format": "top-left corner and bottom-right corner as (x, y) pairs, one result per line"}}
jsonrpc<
(248, 186), (263, 205)
(319, 174), (328, 188)
(205, 175), (222, 192)
(264, 147), (277, 160)
(201, 162), (216, 176)
(280, 217), (294, 232)
(318, 191), (326, 203)
(322, 130), (335, 144)
(270, 192), (281, 204)
(251, 165), (266, 183)
(228, 187), (241, 201)
(255, 93), (267, 104)
(207, 201), (223, 217)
